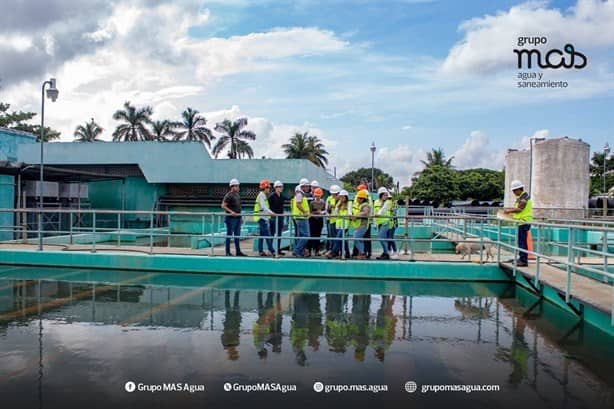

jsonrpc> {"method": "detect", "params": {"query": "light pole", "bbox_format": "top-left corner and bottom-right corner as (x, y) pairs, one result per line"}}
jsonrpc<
(604, 142), (610, 217)
(370, 141), (376, 191)
(38, 78), (59, 251)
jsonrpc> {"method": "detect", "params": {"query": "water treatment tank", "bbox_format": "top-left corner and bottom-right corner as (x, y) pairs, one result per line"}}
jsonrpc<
(504, 149), (531, 208)
(531, 137), (590, 219)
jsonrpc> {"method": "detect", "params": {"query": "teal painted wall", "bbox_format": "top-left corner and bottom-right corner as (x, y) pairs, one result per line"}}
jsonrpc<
(0, 175), (14, 241)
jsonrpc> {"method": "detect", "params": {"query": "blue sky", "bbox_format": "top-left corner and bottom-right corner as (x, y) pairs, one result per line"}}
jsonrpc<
(1, 0), (612, 184)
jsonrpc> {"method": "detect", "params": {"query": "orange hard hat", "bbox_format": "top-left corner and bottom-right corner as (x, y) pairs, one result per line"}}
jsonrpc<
(259, 179), (271, 189)
(357, 184), (367, 191)
(313, 188), (323, 197)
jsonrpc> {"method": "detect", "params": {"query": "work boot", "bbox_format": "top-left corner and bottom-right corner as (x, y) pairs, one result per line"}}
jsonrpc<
(376, 253), (390, 260)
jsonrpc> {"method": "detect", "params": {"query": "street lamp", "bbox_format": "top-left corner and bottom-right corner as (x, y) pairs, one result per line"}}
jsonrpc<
(370, 141), (376, 191)
(38, 78), (59, 251)
(604, 142), (610, 217)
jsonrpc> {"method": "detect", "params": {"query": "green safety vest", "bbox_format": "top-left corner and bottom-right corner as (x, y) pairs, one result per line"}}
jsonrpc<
(374, 199), (392, 226)
(512, 192), (533, 223)
(253, 191), (270, 222)
(291, 194), (309, 219)
(335, 202), (350, 229)
(351, 201), (369, 229)
(327, 196), (337, 223)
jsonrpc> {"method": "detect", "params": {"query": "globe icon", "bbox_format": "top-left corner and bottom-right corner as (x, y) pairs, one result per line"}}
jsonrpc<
(405, 381), (417, 393)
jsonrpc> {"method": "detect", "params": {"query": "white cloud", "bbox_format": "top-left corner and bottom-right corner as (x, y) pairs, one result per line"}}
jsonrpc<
(401, 125), (413, 131)
(441, 0), (614, 75)
(515, 129), (550, 150)
(452, 130), (505, 170)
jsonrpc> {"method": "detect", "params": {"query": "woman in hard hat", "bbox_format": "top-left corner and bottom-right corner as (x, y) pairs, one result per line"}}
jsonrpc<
(307, 187), (325, 256)
(221, 178), (247, 257)
(324, 185), (341, 255)
(328, 190), (351, 259)
(268, 180), (286, 255)
(254, 179), (276, 256)
(374, 187), (393, 260)
(350, 190), (371, 260)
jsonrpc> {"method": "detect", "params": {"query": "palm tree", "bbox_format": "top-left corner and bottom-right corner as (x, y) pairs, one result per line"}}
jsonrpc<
(212, 118), (256, 159)
(151, 119), (178, 141)
(173, 108), (215, 147)
(420, 148), (454, 169)
(112, 101), (153, 141)
(74, 118), (103, 142)
(282, 132), (329, 168)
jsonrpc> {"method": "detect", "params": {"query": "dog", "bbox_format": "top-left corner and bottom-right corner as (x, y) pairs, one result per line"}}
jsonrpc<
(455, 238), (494, 262)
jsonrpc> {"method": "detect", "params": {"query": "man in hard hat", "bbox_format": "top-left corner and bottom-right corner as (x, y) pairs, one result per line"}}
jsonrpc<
(268, 180), (286, 255)
(291, 178), (311, 257)
(350, 190), (371, 259)
(324, 185), (341, 255)
(328, 189), (351, 259)
(221, 178), (247, 257)
(374, 187), (393, 260)
(254, 180), (276, 256)
(308, 187), (325, 256)
(308, 180), (319, 203)
(352, 184), (373, 258)
(503, 180), (533, 267)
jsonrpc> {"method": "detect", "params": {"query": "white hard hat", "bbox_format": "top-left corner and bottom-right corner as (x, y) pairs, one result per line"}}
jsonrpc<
(329, 184), (341, 194)
(299, 178), (309, 186)
(338, 189), (349, 197)
(310, 180), (319, 187)
(295, 185), (302, 192)
(377, 187), (389, 195)
(510, 180), (524, 190)
(229, 178), (240, 186)
(273, 180), (283, 188)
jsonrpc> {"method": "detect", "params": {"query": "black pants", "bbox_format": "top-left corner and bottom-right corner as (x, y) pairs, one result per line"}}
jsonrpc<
(308, 217), (324, 253)
(518, 224), (531, 263)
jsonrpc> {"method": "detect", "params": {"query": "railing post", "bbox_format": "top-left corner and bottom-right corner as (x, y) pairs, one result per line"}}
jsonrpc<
(479, 219), (484, 264)
(209, 214), (215, 256)
(534, 224), (541, 288)
(149, 212), (154, 254)
(341, 224), (346, 259)
(604, 229), (609, 283)
(565, 226), (573, 304)
(69, 211), (73, 245)
(117, 212), (121, 247)
(497, 219), (501, 264)
(92, 212), (96, 253)
(275, 216), (280, 258)
(513, 226), (518, 277)
(167, 213), (171, 248)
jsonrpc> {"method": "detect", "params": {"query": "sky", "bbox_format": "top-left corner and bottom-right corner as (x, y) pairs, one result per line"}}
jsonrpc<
(0, 0), (612, 186)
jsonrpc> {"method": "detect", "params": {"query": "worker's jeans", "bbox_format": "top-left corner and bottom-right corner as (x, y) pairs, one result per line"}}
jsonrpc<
(257, 219), (275, 254)
(377, 223), (390, 254)
(518, 224), (531, 263)
(353, 226), (367, 255)
(224, 216), (242, 255)
(332, 228), (350, 256)
(269, 216), (284, 253)
(387, 226), (397, 252)
(327, 222), (337, 251)
(293, 219), (310, 256)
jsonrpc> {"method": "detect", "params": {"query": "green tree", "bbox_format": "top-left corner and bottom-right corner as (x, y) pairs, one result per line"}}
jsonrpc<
(407, 165), (460, 205)
(282, 132), (329, 168)
(340, 167), (394, 190)
(0, 102), (60, 141)
(173, 108), (215, 147)
(112, 101), (153, 141)
(212, 118), (256, 159)
(151, 120), (178, 141)
(73, 118), (103, 142)
(589, 151), (614, 196)
(455, 168), (504, 200)
(419, 148), (454, 172)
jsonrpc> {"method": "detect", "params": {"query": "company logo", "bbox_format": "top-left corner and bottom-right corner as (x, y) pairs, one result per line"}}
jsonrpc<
(125, 381), (136, 393)
(513, 37), (587, 69)
(405, 381), (417, 393)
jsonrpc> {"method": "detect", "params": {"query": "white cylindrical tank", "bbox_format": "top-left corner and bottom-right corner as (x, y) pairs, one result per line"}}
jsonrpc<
(504, 149), (530, 208)
(531, 137), (589, 219)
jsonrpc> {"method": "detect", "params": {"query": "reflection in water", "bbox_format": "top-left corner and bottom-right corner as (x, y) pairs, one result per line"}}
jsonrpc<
(0, 272), (613, 409)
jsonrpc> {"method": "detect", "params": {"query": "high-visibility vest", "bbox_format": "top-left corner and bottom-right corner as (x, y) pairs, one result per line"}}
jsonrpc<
(335, 201), (350, 229)
(291, 194), (309, 219)
(327, 196), (337, 223)
(351, 201), (369, 229)
(374, 199), (392, 226)
(253, 191), (270, 222)
(512, 192), (533, 223)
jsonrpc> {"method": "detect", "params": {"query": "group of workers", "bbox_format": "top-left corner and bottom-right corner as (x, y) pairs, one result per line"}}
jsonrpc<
(221, 177), (399, 259)
(222, 176), (533, 266)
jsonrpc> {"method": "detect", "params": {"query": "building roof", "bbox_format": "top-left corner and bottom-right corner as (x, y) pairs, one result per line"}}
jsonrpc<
(17, 141), (341, 188)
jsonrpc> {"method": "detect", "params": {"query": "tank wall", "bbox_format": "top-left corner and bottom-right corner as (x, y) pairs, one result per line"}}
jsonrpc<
(532, 138), (590, 219)
(504, 150), (531, 208)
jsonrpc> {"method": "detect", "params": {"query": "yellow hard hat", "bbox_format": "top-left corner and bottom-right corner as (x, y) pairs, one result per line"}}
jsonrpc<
(356, 190), (369, 199)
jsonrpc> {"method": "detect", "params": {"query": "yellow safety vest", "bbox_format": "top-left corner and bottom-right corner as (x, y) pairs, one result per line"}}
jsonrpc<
(374, 199), (392, 226)
(253, 191), (270, 222)
(512, 192), (533, 223)
(327, 196), (337, 223)
(335, 202), (350, 229)
(351, 201), (369, 229)
(291, 194), (309, 219)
